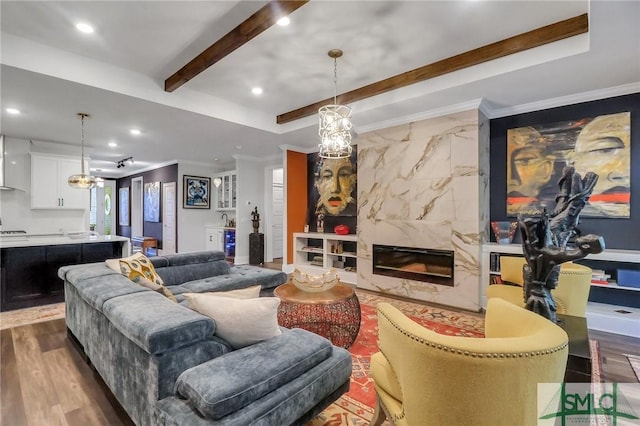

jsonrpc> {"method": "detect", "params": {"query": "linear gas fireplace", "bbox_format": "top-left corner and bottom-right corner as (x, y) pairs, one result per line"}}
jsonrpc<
(373, 245), (454, 286)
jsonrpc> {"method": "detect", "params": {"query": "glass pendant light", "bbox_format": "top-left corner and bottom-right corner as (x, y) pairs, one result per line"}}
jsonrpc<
(68, 113), (97, 189)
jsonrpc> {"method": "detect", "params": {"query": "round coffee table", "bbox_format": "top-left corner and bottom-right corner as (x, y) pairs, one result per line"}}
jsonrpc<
(274, 282), (361, 349)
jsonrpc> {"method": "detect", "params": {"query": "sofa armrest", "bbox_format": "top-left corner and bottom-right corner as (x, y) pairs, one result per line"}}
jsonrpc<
(102, 291), (215, 355)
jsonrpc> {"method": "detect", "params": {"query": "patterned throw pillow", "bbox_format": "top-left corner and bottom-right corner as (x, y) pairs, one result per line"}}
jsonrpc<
(118, 253), (177, 302)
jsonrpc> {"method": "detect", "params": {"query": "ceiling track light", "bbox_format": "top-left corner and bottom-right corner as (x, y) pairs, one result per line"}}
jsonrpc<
(117, 156), (134, 168)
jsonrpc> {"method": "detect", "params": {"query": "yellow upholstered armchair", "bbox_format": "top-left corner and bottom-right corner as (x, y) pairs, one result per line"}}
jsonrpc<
(370, 298), (568, 426)
(486, 257), (593, 317)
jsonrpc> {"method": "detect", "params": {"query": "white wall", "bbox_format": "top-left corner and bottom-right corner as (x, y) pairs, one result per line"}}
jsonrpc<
(234, 155), (282, 264)
(0, 137), (89, 233)
(176, 162), (221, 253)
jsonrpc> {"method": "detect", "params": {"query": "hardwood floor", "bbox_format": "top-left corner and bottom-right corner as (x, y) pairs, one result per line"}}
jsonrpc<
(1, 320), (133, 426)
(1, 296), (638, 425)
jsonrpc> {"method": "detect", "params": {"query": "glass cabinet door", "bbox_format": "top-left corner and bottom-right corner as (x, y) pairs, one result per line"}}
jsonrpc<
(223, 175), (230, 208)
(231, 174), (237, 208)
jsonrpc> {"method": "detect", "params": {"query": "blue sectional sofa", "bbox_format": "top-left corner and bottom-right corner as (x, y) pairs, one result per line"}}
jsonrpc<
(59, 251), (352, 426)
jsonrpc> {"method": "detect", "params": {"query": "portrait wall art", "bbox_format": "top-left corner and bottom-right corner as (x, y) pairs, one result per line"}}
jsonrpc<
(144, 181), (160, 222)
(183, 175), (210, 209)
(506, 111), (631, 218)
(306, 147), (357, 233)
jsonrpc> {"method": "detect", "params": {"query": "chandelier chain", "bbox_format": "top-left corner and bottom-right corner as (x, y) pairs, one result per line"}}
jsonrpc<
(333, 57), (338, 105)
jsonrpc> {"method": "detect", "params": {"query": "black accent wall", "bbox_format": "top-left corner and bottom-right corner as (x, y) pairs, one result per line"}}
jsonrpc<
(116, 163), (178, 248)
(489, 93), (639, 250)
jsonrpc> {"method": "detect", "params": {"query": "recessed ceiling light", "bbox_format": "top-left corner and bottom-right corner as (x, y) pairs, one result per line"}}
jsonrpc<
(276, 17), (290, 26)
(108, 142), (117, 147)
(251, 87), (263, 95)
(236, 145), (242, 150)
(130, 129), (141, 135)
(6, 108), (20, 115)
(75, 22), (95, 34)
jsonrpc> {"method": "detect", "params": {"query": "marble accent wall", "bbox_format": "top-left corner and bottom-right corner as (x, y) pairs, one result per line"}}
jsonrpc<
(357, 109), (490, 311)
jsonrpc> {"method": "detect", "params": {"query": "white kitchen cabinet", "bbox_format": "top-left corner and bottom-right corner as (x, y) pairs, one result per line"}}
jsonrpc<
(31, 153), (89, 209)
(205, 227), (225, 252)
(214, 171), (236, 211)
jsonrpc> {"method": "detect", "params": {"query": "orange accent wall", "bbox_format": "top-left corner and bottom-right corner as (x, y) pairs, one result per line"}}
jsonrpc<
(286, 150), (308, 264)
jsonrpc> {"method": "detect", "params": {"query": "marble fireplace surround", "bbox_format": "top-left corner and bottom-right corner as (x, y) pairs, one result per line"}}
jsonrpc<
(356, 108), (490, 311)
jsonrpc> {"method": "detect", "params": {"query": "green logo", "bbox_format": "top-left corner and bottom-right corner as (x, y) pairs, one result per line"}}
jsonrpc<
(538, 383), (640, 425)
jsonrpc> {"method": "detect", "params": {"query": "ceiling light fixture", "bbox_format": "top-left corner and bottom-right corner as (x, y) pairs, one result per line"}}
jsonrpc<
(276, 16), (290, 26)
(130, 129), (141, 135)
(318, 49), (352, 159)
(75, 22), (94, 34)
(6, 108), (21, 115)
(117, 156), (134, 168)
(108, 142), (117, 147)
(68, 113), (97, 189)
(213, 177), (223, 188)
(251, 87), (263, 95)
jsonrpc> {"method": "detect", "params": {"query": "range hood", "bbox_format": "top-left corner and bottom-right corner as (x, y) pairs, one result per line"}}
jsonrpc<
(0, 134), (24, 191)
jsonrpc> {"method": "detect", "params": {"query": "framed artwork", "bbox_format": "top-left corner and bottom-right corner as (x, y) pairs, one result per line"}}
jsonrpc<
(183, 175), (211, 209)
(506, 111), (630, 218)
(119, 187), (130, 226)
(144, 181), (161, 222)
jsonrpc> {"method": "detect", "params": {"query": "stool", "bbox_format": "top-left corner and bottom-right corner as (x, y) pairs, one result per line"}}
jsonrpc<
(131, 236), (158, 256)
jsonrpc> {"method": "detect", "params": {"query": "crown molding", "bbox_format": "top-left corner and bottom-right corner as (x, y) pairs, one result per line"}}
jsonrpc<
(487, 82), (640, 119)
(279, 144), (318, 154)
(356, 99), (485, 134)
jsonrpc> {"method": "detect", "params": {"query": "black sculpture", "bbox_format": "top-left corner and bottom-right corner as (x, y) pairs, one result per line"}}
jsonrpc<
(251, 207), (260, 234)
(518, 166), (605, 322)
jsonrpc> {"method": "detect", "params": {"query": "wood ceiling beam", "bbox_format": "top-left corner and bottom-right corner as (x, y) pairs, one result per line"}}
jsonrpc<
(277, 13), (588, 125)
(165, 0), (309, 93)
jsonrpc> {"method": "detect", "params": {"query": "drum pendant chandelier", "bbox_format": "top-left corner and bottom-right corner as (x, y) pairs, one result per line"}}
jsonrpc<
(68, 113), (97, 189)
(318, 49), (353, 159)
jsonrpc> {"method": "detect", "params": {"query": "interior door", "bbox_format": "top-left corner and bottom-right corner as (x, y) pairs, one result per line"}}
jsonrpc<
(162, 182), (177, 254)
(271, 168), (284, 259)
(103, 180), (116, 235)
(131, 177), (143, 237)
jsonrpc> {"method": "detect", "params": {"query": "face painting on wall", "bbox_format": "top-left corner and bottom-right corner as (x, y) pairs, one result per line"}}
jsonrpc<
(315, 156), (357, 217)
(506, 111), (631, 218)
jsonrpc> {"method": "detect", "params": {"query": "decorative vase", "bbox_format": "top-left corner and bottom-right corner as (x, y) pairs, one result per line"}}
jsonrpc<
(291, 269), (340, 293)
(491, 221), (517, 245)
(334, 224), (349, 235)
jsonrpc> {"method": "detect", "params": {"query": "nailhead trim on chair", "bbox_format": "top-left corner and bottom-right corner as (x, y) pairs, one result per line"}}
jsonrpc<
(375, 307), (568, 424)
(377, 308), (568, 358)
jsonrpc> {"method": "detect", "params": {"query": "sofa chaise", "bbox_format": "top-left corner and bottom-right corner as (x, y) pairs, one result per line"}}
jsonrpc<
(59, 250), (352, 425)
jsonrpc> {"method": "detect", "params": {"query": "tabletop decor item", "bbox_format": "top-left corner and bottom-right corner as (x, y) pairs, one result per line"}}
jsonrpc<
(490, 221), (517, 244)
(291, 268), (340, 293)
(334, 224), (349, 235)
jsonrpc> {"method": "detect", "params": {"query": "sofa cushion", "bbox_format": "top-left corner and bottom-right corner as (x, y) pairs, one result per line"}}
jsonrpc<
(175, 328), (334, 420)
(183, 293), (281, 349)
(102, 291), (215, 355)
(152, 251), (231, 287)
(65, 271), (150, 312)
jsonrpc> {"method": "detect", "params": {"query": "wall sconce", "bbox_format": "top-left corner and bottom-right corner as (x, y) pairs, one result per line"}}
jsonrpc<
(117, 156), (134, 168)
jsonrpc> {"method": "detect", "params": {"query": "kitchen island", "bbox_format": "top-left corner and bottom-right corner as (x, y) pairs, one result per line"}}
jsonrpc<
(0, 233), (130, 312)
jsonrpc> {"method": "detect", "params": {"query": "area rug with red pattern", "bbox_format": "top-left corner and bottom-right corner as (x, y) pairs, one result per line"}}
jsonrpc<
(307, 291), (603, 426)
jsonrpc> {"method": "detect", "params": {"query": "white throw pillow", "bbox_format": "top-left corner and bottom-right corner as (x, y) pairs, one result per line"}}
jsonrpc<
(203, 285), (261, 299)
(183, 293), (281, 349)
(105, 258), (121, 273)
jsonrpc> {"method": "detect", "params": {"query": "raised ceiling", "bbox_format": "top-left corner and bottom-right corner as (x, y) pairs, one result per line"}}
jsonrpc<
(1, 1), (639, 178)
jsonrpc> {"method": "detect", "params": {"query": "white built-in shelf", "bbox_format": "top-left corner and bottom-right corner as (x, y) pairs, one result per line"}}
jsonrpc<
(293, 232), (358, 284)
(481, 243), (640, 337)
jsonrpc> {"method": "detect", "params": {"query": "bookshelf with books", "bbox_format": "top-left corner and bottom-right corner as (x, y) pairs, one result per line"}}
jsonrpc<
(481, 243), (640, 337)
